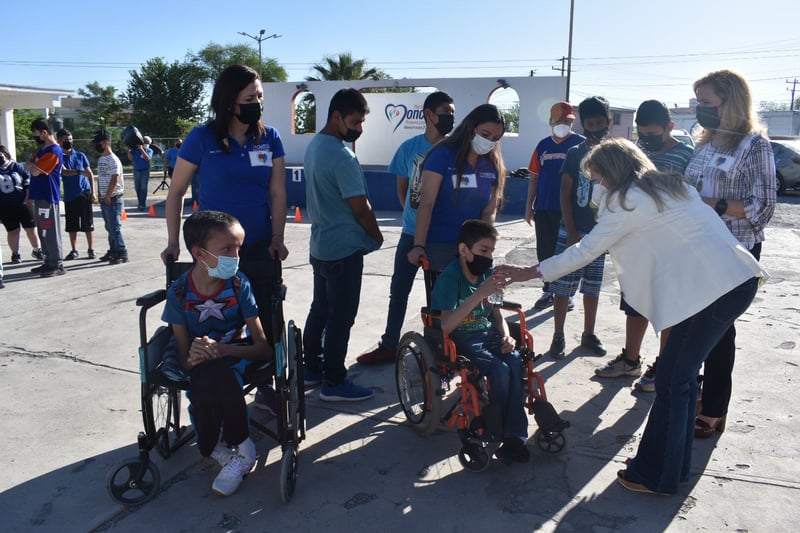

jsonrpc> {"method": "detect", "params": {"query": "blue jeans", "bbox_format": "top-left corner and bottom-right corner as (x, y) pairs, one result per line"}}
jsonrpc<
(628, 277), (758, 493)
(304, 252), (364, 385)
(100, 196), (126, 254)
(380, 233), (419, 350)
(455, 330), (528, 440)
(133, 168), (150, 208)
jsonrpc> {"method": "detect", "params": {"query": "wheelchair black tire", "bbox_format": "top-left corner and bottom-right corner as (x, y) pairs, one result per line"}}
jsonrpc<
(279, 446), (299, 503)
(534, 429), (567, 454)
(146, 386), (181, 459)
(107, 457), (160, 506)
(458, 444), (490, 472)
(396, 331), (441, 436)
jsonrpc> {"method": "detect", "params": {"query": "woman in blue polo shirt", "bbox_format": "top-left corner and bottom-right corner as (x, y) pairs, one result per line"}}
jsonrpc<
(161, 64), (288, 410)
(407, 103), (506, 271)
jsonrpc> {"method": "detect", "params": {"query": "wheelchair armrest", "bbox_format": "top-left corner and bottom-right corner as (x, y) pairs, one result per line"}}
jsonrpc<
(500, 301), (522, 310)
(421, 306), (441, 318)
(136, 289), (167, 309)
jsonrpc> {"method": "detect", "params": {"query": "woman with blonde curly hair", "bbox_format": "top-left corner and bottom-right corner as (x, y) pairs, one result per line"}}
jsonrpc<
(684, 69), (776, 439)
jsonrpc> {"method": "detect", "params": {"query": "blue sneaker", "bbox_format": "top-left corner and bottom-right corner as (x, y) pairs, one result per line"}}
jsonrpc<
(319, 379), (374, 402)
(253, 386), (277, 415)
(304, 367), (323, 387)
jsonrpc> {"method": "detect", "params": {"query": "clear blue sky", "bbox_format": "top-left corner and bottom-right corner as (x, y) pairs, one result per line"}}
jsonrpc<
(2, 0), (798, 110)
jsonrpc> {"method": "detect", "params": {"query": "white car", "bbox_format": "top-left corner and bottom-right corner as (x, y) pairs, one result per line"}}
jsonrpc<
(672, 129), (695, 147)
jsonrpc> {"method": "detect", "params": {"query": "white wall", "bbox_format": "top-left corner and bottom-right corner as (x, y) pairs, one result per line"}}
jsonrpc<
(261, 76), (568, 170)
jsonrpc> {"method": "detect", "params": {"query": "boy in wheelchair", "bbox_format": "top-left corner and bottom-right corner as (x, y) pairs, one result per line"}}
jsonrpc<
(161, 210), (273, 496)
(431, 219), (529, 465)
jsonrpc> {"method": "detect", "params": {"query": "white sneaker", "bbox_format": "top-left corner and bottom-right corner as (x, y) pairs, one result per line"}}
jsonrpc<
(212, 438), (256, 496)
(210, 442), (234, 467)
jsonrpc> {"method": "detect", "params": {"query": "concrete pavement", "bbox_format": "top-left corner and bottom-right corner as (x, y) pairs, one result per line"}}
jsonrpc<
(1, 195), (799, 532)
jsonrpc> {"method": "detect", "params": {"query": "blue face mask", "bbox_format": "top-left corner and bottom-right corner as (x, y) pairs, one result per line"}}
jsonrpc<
(201, 249), (239, 279)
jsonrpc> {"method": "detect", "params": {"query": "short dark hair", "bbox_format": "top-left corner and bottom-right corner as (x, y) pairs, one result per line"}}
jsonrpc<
(635, 100), (671, 129)
(423, 91), (454, 112)
(56, 128), (71, 139)
(93, 129), (111, 143)
(457, 219), (498, 248)
(578, 96), (610, 122)
(0, 145), (10, 159)
(182, 210), (242, 254)
(31, 118), (50, 133)
(327, 88), (369, 120)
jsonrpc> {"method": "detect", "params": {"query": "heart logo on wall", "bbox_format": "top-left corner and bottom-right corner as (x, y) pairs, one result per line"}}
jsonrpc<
(385, 104), (408, 133)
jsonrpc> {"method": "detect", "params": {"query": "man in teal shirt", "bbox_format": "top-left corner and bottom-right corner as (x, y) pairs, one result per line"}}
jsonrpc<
(303, 88), (383, 402)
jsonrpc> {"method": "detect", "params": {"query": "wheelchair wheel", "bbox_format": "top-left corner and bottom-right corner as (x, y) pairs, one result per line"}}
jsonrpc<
(151, 387), (181, 459)
(286, 322), (305, 441)
(107, 457), (160, 506)
(535, 429), (567, 454)
(279, 446), (299, 503)
(458, 444), (490, 472)
(396, 332), (441, 436)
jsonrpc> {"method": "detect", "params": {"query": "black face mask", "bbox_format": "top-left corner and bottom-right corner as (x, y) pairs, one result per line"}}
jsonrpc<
(236, 102), (263, 126)
(61, 141), (72, 151)
(466, 253), (493, 276)
(33, 135), (45, 145)
(343, 128), (362, 143)
(696, 105), (721, 129)
(584, 127), (609, 142)
(638, 133), (665, 152)
(95, 143), (105, 153)
(435, 114), (455, 136)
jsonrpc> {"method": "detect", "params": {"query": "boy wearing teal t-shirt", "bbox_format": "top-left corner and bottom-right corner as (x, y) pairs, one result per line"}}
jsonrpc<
(431, 219), (529, 465)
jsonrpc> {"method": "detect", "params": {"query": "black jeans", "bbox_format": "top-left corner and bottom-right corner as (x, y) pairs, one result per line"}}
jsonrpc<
(700, 242), (761, 418)
(238, 241), (278, 344)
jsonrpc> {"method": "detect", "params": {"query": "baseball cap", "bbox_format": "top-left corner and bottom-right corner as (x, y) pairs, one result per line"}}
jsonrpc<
(550, 101), (575, 122)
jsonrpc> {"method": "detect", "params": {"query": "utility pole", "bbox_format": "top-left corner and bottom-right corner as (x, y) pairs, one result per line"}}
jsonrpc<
(238, 29), (281, 79)
(566, 0), (575, 101)
(788, 79), (798, 111)
(552, 56), (567, 76)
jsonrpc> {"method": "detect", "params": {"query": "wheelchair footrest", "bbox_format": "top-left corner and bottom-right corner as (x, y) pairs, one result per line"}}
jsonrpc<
(533, 400), (570, 433)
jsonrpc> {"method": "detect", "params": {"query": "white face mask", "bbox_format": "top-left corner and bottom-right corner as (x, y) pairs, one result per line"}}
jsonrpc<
(471, 133), (498, 155)
(590, 183), (608, 209)
(552, 124), (571, 138)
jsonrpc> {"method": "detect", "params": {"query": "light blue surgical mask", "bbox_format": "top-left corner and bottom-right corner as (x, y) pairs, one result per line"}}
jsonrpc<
(201, 249), (239, 279)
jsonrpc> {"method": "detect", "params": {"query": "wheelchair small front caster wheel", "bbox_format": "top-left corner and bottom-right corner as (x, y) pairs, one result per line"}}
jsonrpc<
(279, 447), (299, 503)
(535, 429), (567, 454)
(107, 457), (160, 505)
(458, 444), (490, 472)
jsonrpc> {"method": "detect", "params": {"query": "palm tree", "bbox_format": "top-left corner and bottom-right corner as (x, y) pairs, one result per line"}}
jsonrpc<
(306, 53), (385, 81)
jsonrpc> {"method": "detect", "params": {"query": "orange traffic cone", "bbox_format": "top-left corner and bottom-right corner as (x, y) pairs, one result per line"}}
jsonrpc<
(148, 204), (156, 217)
(192, 200), (199, 211)
(294, 206), (302, 222)
(120, 208), (128, 221)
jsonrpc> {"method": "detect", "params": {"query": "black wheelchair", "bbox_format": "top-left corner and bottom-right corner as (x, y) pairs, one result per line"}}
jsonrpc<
(395, 259), (569, 471)
(107, 260), (305, 504)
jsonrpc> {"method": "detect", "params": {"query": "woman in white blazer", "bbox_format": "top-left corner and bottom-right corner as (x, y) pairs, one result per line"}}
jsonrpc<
(499, 138), (767, 494)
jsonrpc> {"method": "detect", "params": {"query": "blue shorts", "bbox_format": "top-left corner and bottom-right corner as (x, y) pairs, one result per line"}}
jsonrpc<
(549, 225), (606, 298)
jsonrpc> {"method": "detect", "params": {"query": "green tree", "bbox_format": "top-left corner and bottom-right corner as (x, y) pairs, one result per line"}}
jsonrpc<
(76, 82), (127, 131)
(502, 103), (520, 134)
(295, 53), (389, 134)
(306, 52), (386, 82)
(188, 42), (287, 83)
(126, 58), (207, 138)
(12, 109), (44, 162)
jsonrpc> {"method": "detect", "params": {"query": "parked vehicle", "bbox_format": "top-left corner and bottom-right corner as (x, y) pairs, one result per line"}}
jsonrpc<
(672, 128), (695, 147)
(770, 139), (800, 195)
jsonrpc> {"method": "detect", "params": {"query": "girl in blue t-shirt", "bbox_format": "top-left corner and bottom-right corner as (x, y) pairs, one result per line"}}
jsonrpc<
(407, 104), (506, 271)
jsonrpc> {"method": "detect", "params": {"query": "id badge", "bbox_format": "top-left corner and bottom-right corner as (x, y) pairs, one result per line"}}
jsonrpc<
(452, 173), (477, 189)
(711, 154), (734, 173)
(249, 150), (273, 167)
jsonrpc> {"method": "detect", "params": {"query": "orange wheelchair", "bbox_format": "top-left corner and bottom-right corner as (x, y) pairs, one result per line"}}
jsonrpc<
(395, 259), (569, 471)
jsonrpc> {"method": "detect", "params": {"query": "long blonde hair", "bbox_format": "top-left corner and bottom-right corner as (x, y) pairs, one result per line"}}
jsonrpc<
(693, 69), (763, 151)
(582, 138), (689, 212)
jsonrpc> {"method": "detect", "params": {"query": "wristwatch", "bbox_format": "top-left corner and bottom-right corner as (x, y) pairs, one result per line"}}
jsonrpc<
(714, 198), (728, 216)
